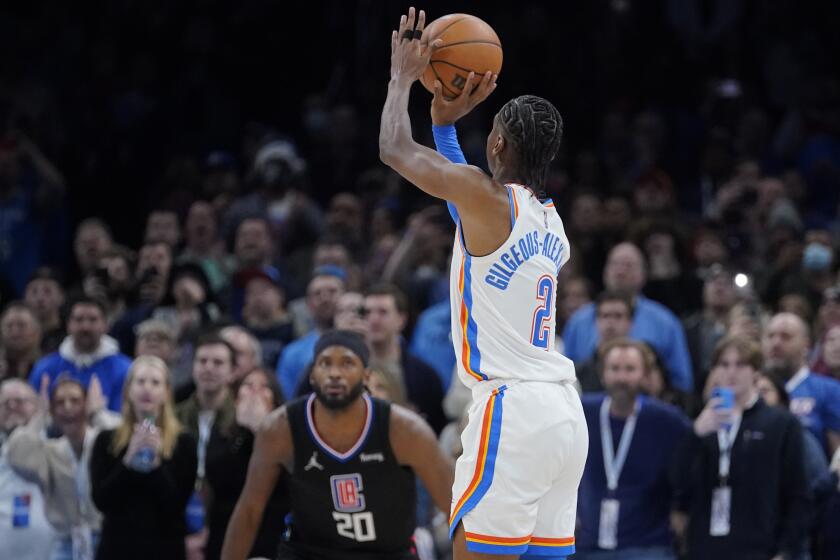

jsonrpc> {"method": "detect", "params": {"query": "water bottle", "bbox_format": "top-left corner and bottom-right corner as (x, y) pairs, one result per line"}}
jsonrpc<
(185, 489), (205, 533)
(129, 415), (157, 472)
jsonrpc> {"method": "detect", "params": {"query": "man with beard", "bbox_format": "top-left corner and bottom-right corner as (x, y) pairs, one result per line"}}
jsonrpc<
(29, 297), (131, 411)
(222, 330), (454, 560)
(577, 338), (690, 559)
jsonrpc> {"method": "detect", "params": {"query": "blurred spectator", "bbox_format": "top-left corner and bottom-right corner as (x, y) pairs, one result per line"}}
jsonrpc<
(72, 219), (113, 287)
(410, 298), (455, 390)
(29, 298), (131, 412)
(239, 266), (294, 369)
(134, 319), (182, 387)
(275, 266), (345, 397)
(683, 264), (739, 397)
(333, 291), (368, 336)
(576, 291), (634, 393)
(635, 221), (702, 316)
(563, 242), (693, 392)
(90, 356), (197, 560)
(566, 192), (607, 294)
(109, 241), (174, 355)
(364, 283), (446, 434)
(8, 375), (120, 559)
(577, 339), (690, 560)
(152, 262), (222, 381)
(811, 323), (840, 381)
(144, 209), (182, 249)
(233, 217), (275, 270)
(672, 336), (811, 560)
(0, 133), (66, 297)
(224, 139), (323, 257)
(0, 302), (42, 381)
(203, 368), (288, 560)
(219, 325), (263, 385)
(0, 379), (56, 560)
(815, 284), (840, 342)
(382, 205), (452, 311)
(179, 201), (234, 296)
(557, 275), (593, 334)
(762, 312), (840, 455)
(24, 267), (66, 353)
(81, 247), (135, 327)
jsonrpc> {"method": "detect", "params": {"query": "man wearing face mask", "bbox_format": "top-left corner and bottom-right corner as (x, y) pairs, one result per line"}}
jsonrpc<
(577, 339), (690, 560)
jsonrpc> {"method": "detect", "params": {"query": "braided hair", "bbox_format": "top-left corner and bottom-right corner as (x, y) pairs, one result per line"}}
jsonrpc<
(496, 95), (563, 196)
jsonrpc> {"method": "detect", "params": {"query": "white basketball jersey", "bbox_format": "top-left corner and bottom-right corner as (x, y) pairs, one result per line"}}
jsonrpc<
(450, 183), (576, 388)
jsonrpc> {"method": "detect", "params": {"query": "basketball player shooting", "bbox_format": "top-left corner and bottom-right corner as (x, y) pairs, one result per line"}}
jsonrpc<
(380, 7), (588, 560)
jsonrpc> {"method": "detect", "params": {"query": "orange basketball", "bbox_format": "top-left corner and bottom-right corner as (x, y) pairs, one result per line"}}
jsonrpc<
(420, 14), (503, 99)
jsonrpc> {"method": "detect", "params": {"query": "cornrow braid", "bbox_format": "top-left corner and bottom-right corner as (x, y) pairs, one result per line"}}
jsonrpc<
(497, 95), (563, 196)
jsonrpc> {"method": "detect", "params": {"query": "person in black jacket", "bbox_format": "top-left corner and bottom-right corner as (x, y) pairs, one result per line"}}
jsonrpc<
(672, 335), (811, 560)
(203, 367), (289, 560)
(90, 355), (197, 560)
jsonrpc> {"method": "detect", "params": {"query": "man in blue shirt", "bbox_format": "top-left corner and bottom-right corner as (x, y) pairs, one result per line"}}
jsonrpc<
(409, 298), (455, 390)
(762, 312), (840, 456)
(563, 242), (693, 392)
(29, 298), (131, 412)
(577, 338), (690, 560)
(275, 266), (345, 397)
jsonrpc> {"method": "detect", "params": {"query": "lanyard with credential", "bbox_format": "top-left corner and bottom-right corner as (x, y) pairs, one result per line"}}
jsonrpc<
(716, 414), (742, 485)
(600, 396), (641, 494)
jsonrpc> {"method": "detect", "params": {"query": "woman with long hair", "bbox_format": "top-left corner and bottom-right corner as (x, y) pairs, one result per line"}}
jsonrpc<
(89, 355), (197, 560)
(203, 367), (288, 560)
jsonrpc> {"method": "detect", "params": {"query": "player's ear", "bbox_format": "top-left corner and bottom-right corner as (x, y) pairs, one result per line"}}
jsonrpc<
(492, 133), (505, 156)
(362, 368), (371, 385)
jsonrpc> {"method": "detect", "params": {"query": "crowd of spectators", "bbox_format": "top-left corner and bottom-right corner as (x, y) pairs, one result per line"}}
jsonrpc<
(2, 0), (840, 559)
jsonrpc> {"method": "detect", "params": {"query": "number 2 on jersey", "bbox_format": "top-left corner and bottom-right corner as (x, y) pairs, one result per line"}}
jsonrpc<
(530, 275), (555, 349)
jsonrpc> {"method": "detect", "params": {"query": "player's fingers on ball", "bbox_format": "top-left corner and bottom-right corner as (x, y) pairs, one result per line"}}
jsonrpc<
(461, 72), (476, 99)
(399, 14), (407, 36)
(433, 80), (443, 99)
(391, 30), (398, 52)
(416, 9), (426, 32)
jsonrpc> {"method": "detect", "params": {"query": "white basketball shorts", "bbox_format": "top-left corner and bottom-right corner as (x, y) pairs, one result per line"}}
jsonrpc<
(449, 379), (588, 558)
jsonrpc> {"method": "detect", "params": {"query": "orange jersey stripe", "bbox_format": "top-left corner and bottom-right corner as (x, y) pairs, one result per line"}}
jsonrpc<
(530, 536), (575, 545)
(449, 392), (497, 524)
(458, 254), (482, 381)
(512, 190), (520, 217)
(465, 532), (531, 545)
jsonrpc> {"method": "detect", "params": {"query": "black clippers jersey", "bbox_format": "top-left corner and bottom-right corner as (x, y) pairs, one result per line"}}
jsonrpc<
(284, 394), (417, 560)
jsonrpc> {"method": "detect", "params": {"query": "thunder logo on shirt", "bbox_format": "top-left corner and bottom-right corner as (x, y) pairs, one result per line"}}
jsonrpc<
(484, 230), (566, 290)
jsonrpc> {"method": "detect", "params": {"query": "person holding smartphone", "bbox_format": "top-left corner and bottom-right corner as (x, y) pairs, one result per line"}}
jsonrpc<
(672, 336), (811, 560)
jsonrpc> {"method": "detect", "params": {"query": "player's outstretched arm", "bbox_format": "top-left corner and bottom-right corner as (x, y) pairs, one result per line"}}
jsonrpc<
(389, 403), (454, 514)
(221, 408), (292, 560)
(379, 8), (500, 215)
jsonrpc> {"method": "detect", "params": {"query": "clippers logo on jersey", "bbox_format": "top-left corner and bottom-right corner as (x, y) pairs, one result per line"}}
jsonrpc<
(331, 474), (366, 513)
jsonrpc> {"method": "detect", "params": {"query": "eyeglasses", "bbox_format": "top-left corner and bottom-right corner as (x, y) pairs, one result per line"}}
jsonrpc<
(0, 397), (35, 407)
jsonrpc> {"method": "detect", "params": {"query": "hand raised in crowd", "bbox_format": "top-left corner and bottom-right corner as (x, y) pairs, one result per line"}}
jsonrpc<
(236, 392), (271, 433)
(431, 71), (497, 126)
(122, 421), (162, 468)
(38, 373), (51, 413)
(86, 374), (106, 419)
(693, 397), (733, 436)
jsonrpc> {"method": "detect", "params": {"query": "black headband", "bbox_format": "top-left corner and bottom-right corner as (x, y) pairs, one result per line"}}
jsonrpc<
(314, 330), (370, 367)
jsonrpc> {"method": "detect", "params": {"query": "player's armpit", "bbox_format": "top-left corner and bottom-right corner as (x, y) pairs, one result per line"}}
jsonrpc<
(221, 408), (291, 560)
(389, 404), (454, 514)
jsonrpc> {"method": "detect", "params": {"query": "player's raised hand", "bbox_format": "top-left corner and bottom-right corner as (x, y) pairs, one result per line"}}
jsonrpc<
(390, 7), (441, 84)
(431, 70), (497, 125)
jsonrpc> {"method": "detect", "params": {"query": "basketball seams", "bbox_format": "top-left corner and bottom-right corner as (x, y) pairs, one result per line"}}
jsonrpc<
(430, 15), (470, 39)
(432, 40), (503, 51)
(429, 63), (461, 98)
